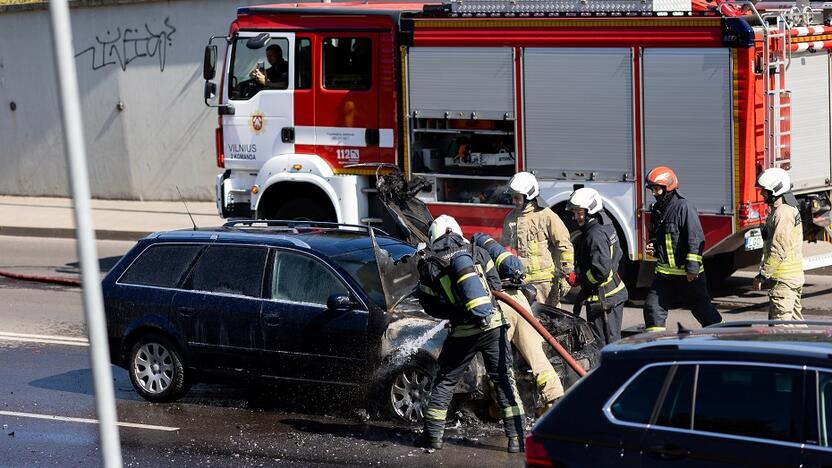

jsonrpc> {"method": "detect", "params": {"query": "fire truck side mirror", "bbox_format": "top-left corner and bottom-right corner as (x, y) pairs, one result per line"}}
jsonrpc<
(203, 45), (217, 81)
(204, 81), (217, 101)
(246, 33), (271, 50)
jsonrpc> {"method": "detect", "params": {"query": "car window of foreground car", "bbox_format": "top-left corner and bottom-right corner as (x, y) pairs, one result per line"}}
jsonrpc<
(609, 362), (804, 443)
(119, 244), (203, 288)
(330, 243), (416, 309)
(187, 245), (269, 298)
(271, 250), (350, 305)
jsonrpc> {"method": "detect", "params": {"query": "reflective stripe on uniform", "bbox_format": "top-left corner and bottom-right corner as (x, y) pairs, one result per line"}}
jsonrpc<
(501, 405), (524, 418)
(536, 370), (558, 390)
(530, 238), (541, 274)
(465, 296), (492, 311)
(645, 326), (666, 332)
(439, 275), (457, 304)
(587, 270), (599, 284)
(526, 267), (555, 282)
(425, 408), (447, 421)
(486, 259), (496, 273)
(457, 272), (477, 284)
(665, 233), (676, 267)
(560, 252), (574, 263)
(656, 263), (704, 276)
(587, 280), (626, 303)
(686, 253), (702, 263)
(773, 260), (803, 278)
(495, 251), (512, 269)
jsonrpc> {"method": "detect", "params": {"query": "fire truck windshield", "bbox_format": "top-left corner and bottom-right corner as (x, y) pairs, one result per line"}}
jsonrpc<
(228, 36), (289, 100)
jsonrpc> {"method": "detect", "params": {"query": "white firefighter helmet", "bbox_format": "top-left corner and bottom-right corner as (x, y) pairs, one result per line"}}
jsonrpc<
(567, 187), (604, 215)
(429, 214), (463, 244)
(757, 167), (791, 197)
(507, 172), (540, 200)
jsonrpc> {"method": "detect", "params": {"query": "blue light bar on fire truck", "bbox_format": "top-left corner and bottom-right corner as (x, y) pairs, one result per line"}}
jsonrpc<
(446, 0), (692, 15)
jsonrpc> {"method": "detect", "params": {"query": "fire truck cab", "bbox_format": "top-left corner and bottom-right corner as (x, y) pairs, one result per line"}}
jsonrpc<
(203, 0), (832, 281)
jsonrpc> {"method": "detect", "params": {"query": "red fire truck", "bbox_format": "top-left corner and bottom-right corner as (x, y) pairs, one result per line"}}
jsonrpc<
(202, 0), (832, 281)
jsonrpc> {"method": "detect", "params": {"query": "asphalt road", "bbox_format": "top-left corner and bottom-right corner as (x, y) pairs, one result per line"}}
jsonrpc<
(2, 235), (832, 466)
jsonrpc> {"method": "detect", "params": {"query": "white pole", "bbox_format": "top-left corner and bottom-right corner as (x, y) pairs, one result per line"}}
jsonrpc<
(47, 0), (123, 466)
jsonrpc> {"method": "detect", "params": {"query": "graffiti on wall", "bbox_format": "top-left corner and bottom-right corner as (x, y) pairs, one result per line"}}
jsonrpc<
(74, 17), (177, 72)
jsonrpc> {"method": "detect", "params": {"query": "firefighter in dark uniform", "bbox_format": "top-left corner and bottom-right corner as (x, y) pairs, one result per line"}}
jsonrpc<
(566, 188), (628, 345)
(642, 166), (723, 331)
(416, 215), (525, 453)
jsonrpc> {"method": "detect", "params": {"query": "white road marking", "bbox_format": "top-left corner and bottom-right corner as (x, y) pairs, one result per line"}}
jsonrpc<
(0, 410), (179, 432)
(0, 332), (89, 346)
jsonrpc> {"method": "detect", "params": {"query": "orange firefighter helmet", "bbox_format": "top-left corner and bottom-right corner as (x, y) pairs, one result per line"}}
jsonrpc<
(646, 166), (679, 192)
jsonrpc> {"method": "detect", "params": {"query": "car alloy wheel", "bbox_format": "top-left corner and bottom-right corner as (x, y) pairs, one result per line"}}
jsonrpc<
(128, 333), (188, 402)
(134, 341), (174, 395)
(389, 366), (432, 423)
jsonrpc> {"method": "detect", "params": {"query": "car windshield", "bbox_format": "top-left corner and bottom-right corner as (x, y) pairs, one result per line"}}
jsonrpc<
(330, 243), (416, 309)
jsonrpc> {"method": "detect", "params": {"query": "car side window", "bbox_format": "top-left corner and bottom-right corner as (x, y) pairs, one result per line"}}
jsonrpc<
(819, 372), (832, 446)
(693, 364), (803, 443)
(271, 251), (350, 306)
(610, 365), (670, 424)
(655, 364), (695, 429)
(120, 244), (202, 288)
(186, 245), (268, 298)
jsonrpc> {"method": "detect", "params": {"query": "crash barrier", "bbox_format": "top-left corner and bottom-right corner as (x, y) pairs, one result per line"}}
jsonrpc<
(492, 289), (587, 377)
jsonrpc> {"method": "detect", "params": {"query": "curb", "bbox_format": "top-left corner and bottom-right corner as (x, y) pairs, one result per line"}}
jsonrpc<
(0, 226), (151, 242)
(0, 269), (81, 287)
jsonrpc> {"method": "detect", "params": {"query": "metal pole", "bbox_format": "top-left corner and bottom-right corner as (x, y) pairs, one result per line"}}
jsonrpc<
(47, 1), (123, 466)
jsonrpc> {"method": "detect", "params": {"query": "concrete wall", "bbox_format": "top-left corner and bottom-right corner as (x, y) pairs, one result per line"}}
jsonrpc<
(0, 0), (268, 200)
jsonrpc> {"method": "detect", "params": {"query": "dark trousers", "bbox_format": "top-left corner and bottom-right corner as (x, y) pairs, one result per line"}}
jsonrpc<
(643, 273), (722, 329)
(423, 326), (524, 439)
(586, 301), (624, 346)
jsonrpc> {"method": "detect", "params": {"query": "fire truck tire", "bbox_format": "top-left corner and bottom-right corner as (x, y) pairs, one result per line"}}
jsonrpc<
(269, 198), (336, 222)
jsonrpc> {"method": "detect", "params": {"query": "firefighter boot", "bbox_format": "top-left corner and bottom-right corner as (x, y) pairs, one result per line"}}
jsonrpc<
(508, 436), (525, 453)
(504, 415), (525, 453)
(416, 433), (443, 450)
(418, 418), (445, 450)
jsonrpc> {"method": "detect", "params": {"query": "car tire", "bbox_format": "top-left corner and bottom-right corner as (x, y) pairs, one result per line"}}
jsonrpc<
(128, 333), (189, 403)
(384, 362), (434, 424)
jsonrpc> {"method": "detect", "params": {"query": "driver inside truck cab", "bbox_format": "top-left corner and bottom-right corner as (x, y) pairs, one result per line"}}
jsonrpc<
(251, 44), (288, 89)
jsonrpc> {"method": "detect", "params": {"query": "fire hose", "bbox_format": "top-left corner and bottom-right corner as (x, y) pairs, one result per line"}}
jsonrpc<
(492, 289), (587, 377)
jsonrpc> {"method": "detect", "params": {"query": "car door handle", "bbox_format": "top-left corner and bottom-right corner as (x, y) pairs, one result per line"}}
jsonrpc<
(177, 306), (197, 317)
(646, 444), (690, 460)
(281, 127), (295, 143)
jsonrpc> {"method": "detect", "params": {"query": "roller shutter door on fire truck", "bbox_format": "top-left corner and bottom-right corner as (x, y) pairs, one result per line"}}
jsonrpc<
(786, 51), (832, 192)
(642, 48), (733, 215)
(523, 48), (634, 181)
(407, 48), (515, 120)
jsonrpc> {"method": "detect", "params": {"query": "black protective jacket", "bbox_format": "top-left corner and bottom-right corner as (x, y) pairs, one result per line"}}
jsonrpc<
(417, 234), (502, 328)
(574, 216), (628, 310)
(649, 191), (706, 276)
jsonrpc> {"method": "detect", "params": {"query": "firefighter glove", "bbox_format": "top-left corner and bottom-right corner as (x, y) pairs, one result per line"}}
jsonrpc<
(565, 271), (578, 288)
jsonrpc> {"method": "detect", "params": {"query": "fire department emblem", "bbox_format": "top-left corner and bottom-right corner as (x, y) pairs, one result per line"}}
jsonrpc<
(249, 111), (266, 134)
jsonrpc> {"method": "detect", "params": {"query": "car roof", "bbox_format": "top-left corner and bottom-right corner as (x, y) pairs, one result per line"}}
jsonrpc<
(604, 327), (832, 361)
(146, 225), (412, 256)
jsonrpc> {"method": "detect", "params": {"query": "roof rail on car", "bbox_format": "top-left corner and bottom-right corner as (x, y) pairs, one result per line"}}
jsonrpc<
(223, 219), (389, 236)
(706, 320), (832, 328)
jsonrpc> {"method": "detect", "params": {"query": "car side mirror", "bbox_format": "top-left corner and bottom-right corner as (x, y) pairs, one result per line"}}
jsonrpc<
(246, 33), (271, 50)
(203, 45), (217, 80)
(327, 294), (357, 311)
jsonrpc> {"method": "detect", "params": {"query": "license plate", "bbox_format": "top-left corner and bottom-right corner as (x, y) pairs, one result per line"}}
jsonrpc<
(744, 229), (763, 251)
